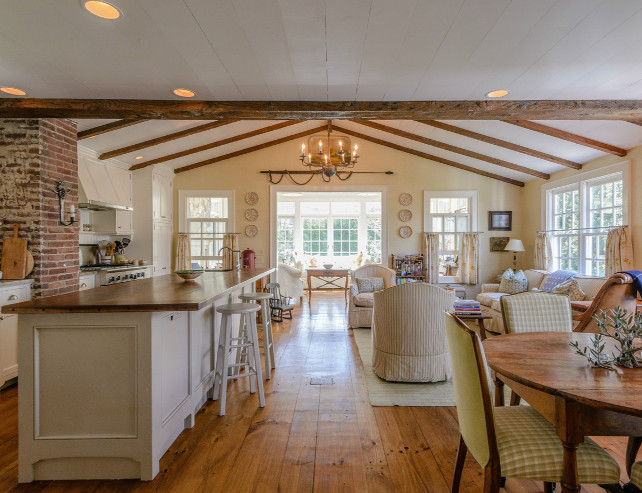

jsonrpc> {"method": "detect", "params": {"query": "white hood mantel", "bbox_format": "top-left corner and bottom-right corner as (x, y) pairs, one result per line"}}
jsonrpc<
(78, 147), (133, 211)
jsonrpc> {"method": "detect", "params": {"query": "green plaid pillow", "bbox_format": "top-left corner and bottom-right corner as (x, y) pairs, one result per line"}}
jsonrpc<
(356, 277), (384, 293)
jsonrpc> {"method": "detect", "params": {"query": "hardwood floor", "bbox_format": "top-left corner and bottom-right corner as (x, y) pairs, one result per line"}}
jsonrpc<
(0, 291), (630, 492)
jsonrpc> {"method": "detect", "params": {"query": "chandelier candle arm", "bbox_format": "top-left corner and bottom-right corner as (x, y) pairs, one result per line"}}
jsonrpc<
(298, 122), (360, 179)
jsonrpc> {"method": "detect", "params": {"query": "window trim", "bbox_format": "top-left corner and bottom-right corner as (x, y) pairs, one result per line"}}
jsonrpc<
(541, 161), (630, 275)
(270, 185), (388, 269)
(178, 189), (235, 266)
(423, 190), (478, 283)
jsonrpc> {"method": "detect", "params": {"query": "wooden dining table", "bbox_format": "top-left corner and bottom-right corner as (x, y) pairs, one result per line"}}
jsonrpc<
(483, 332), (642, 493)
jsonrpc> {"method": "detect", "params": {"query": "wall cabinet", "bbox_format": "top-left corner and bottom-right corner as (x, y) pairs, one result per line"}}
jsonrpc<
(92, 209), (133, 235)
(153, 221), (172, 276)
(0, 281), (31, 388)
(153, 173), (173, 222)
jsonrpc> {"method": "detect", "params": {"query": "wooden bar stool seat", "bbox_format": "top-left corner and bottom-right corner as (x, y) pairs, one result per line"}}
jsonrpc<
(239, 292), (276, 379)
(212, 302), (265, 416)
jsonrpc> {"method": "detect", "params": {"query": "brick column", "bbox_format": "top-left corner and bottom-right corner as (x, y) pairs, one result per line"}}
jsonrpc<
(0, 119), (79, 297)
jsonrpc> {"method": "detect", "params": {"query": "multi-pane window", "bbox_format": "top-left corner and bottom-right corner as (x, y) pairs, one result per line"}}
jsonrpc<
(275, 192), (383, 265)
(180, 192), (233, 269)
(302, 218), (328, 256)
(333, 218), (359, 256)
(546, 168), (626, 277)
(424, 191), (477, 282)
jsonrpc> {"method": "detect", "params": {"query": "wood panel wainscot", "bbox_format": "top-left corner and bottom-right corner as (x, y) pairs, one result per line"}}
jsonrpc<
(2, 268), (274, 482)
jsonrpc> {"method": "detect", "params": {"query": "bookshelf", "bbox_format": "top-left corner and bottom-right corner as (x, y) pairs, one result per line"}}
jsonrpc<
(390, 254), (426, 284)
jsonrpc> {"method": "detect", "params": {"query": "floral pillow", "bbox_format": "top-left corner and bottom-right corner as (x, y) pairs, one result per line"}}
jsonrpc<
(356, 277), (385, 293)
(552, 278), (585, 301)
(498, 269), (528, 294)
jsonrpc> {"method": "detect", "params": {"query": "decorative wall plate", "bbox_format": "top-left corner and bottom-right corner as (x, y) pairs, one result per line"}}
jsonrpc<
(245, 208), (258, 221)
(399, 209), (412, 222)
(245, 192), (259, 205)
(245, 225), (258, 237)
(399, 193), (412, 206)
(399, 225), (412, 238)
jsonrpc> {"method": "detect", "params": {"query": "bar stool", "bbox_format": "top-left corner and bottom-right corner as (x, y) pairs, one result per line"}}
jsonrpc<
(238, 291), (276, 379)
(213, 302), (265, 416)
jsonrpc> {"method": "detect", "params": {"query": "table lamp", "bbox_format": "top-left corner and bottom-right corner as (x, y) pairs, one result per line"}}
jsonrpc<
(504, 238), (525, 270)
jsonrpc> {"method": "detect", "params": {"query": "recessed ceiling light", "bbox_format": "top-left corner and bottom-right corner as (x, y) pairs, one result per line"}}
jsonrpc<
(135, 156), (143, 160)
(83, 1), (122, 19)
(0, 86), (26, 96)
(486, 89), (509, 98)
(89, 135), (97, 138)
(173, 88), (195, 98)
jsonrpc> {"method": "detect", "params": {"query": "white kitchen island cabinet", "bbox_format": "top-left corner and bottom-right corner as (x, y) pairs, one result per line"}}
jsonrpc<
(4, 268), (273, 482)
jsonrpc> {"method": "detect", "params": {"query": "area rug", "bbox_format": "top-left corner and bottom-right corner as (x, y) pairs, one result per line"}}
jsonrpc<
(352, 328), (456, 407)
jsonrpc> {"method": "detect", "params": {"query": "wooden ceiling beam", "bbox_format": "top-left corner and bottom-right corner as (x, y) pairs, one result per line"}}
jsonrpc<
(416, 120), (581, 170)
(98, 120), (239, 160)
(77, 119), (147, 140)
(504, 120), (627, 157)
(174, 125), (328, 174)
(332, 125), (524, 187)
(352, 120), (548, 179)
(3, 99), (642, 120)
(130, 121), (303, 170)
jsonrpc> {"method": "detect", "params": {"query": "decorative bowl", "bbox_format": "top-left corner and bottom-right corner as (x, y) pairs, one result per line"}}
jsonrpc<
(323, 263), (333, 269)
(175, 270), (203, 282)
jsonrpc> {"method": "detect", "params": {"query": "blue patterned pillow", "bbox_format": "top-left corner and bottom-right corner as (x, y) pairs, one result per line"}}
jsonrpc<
(541, 270), (576, 292)
(498, 269), (528, 294)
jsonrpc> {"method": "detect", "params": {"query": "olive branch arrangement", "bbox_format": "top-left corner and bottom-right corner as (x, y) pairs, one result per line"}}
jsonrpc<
(570, 306), (642, 370)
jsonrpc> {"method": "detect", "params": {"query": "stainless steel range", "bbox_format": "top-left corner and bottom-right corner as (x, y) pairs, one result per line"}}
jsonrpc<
(81, 264), (151, 286)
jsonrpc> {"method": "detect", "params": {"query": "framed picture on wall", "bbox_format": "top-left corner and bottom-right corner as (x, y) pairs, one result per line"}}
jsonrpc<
(488, 211), (512, 231)
(490, 237), (509, 252)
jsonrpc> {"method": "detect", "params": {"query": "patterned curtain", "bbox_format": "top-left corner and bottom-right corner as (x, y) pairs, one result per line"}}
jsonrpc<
(605, 226), (634, 276)
(458, 233), (479, 284)
(222, 233), (239, 270)
(175, 233), (192, 271)
(422, 233), (440, 284)
(534, 232), (553, 271)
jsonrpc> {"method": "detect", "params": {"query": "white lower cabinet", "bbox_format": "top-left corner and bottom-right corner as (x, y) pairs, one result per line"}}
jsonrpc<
(0, 281), (32, 388)
(79, 273), (96, 291)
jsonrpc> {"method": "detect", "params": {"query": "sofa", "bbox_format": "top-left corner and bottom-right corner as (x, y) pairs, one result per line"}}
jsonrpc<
(476, 269), (606, 334)
(347, 264), (396, 328)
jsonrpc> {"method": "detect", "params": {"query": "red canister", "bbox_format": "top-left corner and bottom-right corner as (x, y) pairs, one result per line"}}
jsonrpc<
(241, 248), (255, 269)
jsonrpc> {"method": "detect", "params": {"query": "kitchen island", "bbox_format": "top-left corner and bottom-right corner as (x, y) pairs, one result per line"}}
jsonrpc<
(3, 268), (274, 483)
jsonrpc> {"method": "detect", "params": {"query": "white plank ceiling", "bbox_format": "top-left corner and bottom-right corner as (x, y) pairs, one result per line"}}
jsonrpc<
(3, 1), (642, 181)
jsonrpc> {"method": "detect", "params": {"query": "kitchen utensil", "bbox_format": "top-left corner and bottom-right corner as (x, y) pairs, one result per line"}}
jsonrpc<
(1, 224), (28, 279)
(25, 251), (34, 275)
(121, 238), (131, 250)
(114, 240), (122, 253)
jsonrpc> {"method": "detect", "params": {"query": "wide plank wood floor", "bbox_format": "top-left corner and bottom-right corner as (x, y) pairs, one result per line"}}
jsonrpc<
(0, 291), (631, 492)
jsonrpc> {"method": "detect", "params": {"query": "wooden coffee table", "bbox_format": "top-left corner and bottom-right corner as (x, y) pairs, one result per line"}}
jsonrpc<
(306, 268), (351, 302)
(453, 312), (492, 340)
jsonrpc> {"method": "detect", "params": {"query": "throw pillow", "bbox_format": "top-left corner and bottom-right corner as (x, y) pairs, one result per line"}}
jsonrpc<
(552, 278), (585, 301)
(356, 277), (384, 293)
(540, 269), (576, 292)
(498, 269), (528, 294)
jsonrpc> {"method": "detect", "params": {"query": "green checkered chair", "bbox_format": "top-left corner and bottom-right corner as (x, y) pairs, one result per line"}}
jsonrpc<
(631, 461), (642, 490)
(499, 291), (572, 405)
(444, 312), (621, 493)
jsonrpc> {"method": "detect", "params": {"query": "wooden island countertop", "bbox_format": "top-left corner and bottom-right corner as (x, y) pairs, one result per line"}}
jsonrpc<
(3, 268), (275, 314)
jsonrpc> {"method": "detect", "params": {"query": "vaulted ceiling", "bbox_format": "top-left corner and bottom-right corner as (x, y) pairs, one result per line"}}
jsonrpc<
(3, 0), (642, 185)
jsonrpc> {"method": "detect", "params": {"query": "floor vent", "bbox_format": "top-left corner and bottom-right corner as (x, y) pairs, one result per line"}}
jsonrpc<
(310, 377), (334, 385)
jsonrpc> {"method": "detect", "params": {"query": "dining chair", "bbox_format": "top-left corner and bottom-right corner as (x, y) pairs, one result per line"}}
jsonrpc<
(264, 282), (294, 322)
(499, 291), (572, 405)
(631, 461), (642, 490)
(444, 312), (621, 493)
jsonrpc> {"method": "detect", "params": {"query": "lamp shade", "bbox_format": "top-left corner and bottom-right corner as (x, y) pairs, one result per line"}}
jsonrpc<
(504, 239), (525, 252)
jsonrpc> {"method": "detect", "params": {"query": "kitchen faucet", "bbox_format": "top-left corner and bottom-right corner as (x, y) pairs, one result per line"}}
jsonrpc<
(218, 246), (240, 270)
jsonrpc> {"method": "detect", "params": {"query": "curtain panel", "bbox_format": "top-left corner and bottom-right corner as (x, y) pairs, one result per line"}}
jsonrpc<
(458, 233), (479, 284)
(605, 226), (634, 276)
(422, 233), (440, 284)
(534, 232), (553, 271)
(175, 233), (192, 271)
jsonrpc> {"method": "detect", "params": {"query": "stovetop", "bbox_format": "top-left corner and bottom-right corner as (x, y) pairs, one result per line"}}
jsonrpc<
(81, 263), (140, 271)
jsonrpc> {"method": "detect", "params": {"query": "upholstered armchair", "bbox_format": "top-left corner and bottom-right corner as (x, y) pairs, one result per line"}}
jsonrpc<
(372, 283), (454, 382)
(347, 264), (395, 328)
(277, 263), (304, 302)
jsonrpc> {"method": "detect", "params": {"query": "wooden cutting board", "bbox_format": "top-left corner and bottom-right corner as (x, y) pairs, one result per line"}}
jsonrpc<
(1, 224), (28, 279)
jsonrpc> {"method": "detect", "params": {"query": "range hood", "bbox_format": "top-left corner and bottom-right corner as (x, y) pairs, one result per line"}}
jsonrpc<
(78, 155), (133, 211)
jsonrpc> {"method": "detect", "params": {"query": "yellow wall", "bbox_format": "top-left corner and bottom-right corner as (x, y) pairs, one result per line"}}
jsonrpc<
(520, 145), (642, 270)
(173, 134), (524, 295)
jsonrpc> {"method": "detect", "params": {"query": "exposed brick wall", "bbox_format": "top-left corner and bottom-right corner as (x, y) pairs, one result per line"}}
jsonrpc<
(0, 119), (79, 297)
